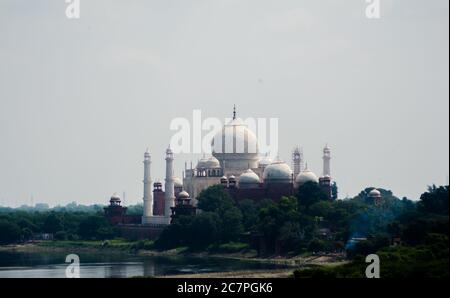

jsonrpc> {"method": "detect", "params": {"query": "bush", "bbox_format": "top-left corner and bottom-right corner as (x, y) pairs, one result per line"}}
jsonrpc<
(130, 240), (154, 250)
(295, 244), (449, 278)
(0, 220), (21, 244)
(209, 242), (250, 253)
(55, 231), (68, 241)
(78, 215), (113, 240)
(308, 238), (328, 253)
(21, 228), (33, 241)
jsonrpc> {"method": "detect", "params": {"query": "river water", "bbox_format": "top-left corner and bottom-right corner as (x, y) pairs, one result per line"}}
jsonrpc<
(0, 250), (287, 278)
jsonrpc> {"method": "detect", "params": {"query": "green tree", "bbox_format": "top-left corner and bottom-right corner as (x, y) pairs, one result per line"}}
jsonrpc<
(331, 181), (338, 200)
(78, 215), (113, 240)
(21, 228), (33, 241)
(221, 208), (244, 242)
(297, 181), (328, 209)
(43, 212), (63, 233)
(238, 199), (258, 231)
(55, 231), (68, 241)
(155, 216), (192, 249)
(0, 220), (21, 244)
(418, 185), (449, 215)
(308, 238), (328, 252)
(187, 212), (220, 249)
(257, 197), (300, 253)
(197, 185), (234, 216)
(196, 184), (244, 245)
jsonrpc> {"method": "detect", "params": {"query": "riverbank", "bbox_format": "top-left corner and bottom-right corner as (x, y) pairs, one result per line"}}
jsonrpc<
(161, 269), (295, 278)
(0, 241), (347, 276)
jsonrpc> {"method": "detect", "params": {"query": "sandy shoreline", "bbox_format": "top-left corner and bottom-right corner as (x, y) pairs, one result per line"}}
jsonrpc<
(160, 269), (295, 278)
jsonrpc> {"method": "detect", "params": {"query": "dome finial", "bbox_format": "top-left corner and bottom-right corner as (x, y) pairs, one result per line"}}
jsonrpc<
(233, 104), (236, 120)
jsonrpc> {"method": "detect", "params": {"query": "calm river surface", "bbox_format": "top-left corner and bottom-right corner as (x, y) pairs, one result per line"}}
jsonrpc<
(0, 250), (287, 278)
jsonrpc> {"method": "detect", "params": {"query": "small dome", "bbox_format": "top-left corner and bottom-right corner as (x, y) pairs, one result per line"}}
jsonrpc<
(229, 175), (236, 181)
(205, 156), (221, 168)
(110, 193), (121, 202)
(196, 156), (221, 169)
(173, 176), (183, 188)
(239, 169), (260, 185)
(295, 168), (319, 186)
(258, 155), (273, 167)
(196, 157), (209, 168)
(263, 160), (293, 183)
(178, 191), (190, 199)
(369, 188), (381, 197)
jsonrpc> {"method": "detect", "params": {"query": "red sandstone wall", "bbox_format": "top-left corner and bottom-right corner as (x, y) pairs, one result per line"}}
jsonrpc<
(118, 224), (164, 240)
(153, 191), (165, 216)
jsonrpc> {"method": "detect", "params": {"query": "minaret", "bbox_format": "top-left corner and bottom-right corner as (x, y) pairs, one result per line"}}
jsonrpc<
(292, 146), (304, 178)
(322, 144), (331, 177)
(164, 145), (175, 217)
(142, 149), (153, 223)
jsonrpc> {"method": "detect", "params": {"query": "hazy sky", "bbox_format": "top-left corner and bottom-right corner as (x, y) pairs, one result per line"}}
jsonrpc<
(0, 0), (448, 207)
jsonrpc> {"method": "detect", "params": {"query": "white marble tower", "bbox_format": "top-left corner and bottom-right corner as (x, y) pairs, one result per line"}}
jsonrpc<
(322, 144), (331, 177)
(164, 146), (175, 217)
(142, 149), (153, 224)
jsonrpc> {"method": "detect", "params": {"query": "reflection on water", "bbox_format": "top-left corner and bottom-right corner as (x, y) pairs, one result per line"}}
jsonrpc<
(0, 251), (287, 278)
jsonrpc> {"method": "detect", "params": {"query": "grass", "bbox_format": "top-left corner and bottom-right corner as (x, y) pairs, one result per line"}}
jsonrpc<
(36, 238), (155, 251)
(208, 242), (250, 253)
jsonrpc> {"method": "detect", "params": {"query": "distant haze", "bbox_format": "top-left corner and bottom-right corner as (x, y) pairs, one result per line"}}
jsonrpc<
(0, 0), (448, 207)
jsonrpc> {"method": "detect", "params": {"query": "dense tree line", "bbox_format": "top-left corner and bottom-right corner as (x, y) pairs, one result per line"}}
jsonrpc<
(1, 184), (448, 278)
(294, 185), (449, 278)
(0, 211), (115, 244)
(155, 185), (244, 250)
(156, 183), (448, 264)
(0, 202), (146, 244)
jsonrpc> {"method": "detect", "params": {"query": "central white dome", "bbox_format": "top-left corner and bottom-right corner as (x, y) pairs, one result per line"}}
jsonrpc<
(211, 118), (259, 154)
(211, 112), (260, 171)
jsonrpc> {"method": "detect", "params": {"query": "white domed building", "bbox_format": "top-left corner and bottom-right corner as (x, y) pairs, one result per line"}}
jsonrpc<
(177, 107), (335, 210)
(104, 106), (338, 240)
(183, 154), (225, 199)
(367, 188), (382, 205)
